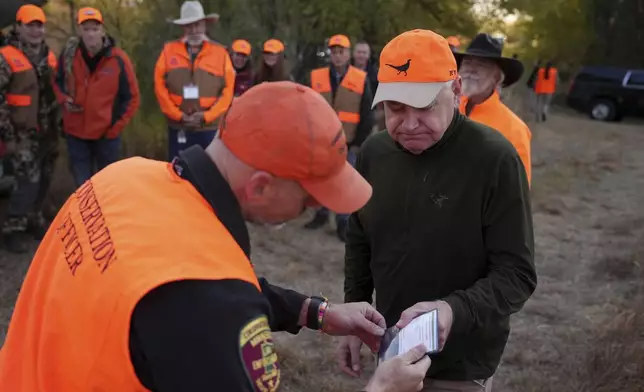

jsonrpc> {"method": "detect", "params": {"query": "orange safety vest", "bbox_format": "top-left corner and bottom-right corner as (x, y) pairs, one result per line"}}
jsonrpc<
(0, 157), (262, 391)
(310, 65), (366, 143)
(160, 40), (228, 129)
(460, 92), (532, 185)
(0, 45), (57, 131)
(534, 67), (557, 94)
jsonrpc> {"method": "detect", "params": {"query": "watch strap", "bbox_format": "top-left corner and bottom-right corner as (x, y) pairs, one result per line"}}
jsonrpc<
(306, 296), (326, 330)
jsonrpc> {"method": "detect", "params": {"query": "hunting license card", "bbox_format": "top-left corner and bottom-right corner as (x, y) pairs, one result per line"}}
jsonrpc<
(377, 309), (439, 365)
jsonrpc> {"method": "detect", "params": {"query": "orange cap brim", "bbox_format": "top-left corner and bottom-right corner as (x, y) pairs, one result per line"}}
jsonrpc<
(22, 16), (46, 24)
(300, 161), (372, 214)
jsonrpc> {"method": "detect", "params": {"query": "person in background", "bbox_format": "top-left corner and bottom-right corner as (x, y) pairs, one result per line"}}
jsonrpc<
(0, 81), (430, 392)
(254, 38), (291, 84)
(352, 40), (383, 133)
(0, 4), (60, 253)
(304, 34), (373, 242)
(154, 1), (234, 161)
(338, 29), (536, 392)
(447, 35), (461, 52)
(525, 59), (541, 117)
(533, 61), (558, 122)
(230, 39), (254, 97)
(352, 41), (378, 95)
(455, 33), (532, 185)
(55, 7), (140, 189)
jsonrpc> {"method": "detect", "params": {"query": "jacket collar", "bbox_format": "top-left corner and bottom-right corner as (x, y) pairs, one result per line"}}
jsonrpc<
(461, 90), (501, 116)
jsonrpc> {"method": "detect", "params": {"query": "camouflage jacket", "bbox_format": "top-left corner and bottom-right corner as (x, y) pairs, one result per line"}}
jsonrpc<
(0, 31), (62, 141)
(61, 36), (80, 100)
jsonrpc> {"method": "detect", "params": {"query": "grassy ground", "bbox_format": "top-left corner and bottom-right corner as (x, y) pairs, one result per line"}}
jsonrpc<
(1, 105), (643, 391)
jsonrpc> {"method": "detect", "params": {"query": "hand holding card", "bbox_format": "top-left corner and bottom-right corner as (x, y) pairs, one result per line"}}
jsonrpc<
(396, 300), (454, 351)
(377, 309), (439, 365)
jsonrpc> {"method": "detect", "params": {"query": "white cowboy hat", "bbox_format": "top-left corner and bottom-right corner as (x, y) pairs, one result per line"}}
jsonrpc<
(172, 1), (219, 26)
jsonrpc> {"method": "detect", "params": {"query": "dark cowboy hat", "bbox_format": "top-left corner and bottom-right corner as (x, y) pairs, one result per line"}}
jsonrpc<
(453, 33), (524, 87)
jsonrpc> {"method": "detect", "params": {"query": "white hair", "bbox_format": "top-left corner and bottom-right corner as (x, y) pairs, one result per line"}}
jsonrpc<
(496, 68), (506, 88)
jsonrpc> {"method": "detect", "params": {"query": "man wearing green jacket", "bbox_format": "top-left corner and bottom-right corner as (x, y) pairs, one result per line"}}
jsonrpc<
(337, 29), (537, 392)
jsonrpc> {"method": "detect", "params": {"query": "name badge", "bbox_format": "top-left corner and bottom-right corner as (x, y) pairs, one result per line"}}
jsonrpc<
(183, 84), (199, 99)
(177, 130), (187, 144)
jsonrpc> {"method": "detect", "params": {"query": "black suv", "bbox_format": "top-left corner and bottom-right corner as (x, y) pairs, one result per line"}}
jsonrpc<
(566, 66), (644, 121)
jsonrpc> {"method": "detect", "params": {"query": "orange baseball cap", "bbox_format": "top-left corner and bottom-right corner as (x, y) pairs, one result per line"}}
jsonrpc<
(219, 81), (372, 214)
(372, 29), (458, 109)
(328, 34), (350, 48)
(16, 4), (46, 24)
(232, 39), (252, 56)
(447, 36), (461, 48)
(263, 39), (285, 54)
(77, 7), (103, 24)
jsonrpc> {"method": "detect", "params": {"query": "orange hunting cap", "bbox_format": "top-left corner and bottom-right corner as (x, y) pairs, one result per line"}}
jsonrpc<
(16, 4), (46, 24)
(447, 36), (461, 48)
(328, 34), (351, 48)
(373, 29), (458, 109)
(263, 39), (285, 54)
(232, 39), (252, 56)
(219, 81), (372, 214)
(77, 7), (103, 24)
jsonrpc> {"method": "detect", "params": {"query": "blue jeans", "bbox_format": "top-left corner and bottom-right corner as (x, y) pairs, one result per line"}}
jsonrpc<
(66, 135), (121, 188)
(318, 149), (358, 224)
(167, 126), (217, 161)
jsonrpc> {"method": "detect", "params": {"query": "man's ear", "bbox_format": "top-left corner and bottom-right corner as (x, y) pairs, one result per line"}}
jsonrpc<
(452, 77), (462, 97)
(244, 171), (274, 200)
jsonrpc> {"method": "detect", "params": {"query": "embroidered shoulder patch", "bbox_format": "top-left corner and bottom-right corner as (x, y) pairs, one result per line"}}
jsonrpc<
(239, 315), (280, 392)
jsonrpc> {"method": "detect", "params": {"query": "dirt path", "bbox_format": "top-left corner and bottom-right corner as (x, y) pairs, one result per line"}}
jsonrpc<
(1, 109), (643, 391)
(494, 110), (644, 391)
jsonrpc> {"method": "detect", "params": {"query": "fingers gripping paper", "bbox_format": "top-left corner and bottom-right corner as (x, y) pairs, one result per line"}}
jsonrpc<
(377, 309), (439, 364)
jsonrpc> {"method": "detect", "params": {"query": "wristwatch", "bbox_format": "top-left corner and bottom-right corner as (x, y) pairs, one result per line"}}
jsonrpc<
(306, 296), (328, 330)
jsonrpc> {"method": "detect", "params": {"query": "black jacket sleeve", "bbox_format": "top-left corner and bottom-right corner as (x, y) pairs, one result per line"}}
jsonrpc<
(343, 151), (375, 304)
(129, 279), (279, 392)
(349, 81), (374, 148)
(258, 277), (307, 334)
(442, 151), (537, 336)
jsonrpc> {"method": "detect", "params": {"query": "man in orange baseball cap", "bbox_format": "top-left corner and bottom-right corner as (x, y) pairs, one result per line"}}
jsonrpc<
(54, 6), (140, 189)
(304, 33), (374, 241)
(339, 30), (536, 391)
(0, 3), (61, 253)
(0, 81), (430, 391)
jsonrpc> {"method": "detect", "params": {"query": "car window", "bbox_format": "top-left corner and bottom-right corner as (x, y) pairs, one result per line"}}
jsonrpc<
(625, 72), (644, 87)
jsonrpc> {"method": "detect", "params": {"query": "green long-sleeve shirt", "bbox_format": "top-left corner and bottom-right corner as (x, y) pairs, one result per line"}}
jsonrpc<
(344, 110), (536, 381)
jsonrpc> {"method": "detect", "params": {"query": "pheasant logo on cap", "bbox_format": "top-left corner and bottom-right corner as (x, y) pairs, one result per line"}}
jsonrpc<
(386, 59), (411, 76)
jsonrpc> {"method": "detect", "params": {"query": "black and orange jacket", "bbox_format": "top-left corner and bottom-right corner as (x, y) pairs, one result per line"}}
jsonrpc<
(154, 39), (235, 130)
(0, 32), (58, 135)
(54, 36), (140, 140)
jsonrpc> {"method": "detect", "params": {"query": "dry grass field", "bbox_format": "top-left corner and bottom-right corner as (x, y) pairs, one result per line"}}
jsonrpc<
(1, 104), (643, 391)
